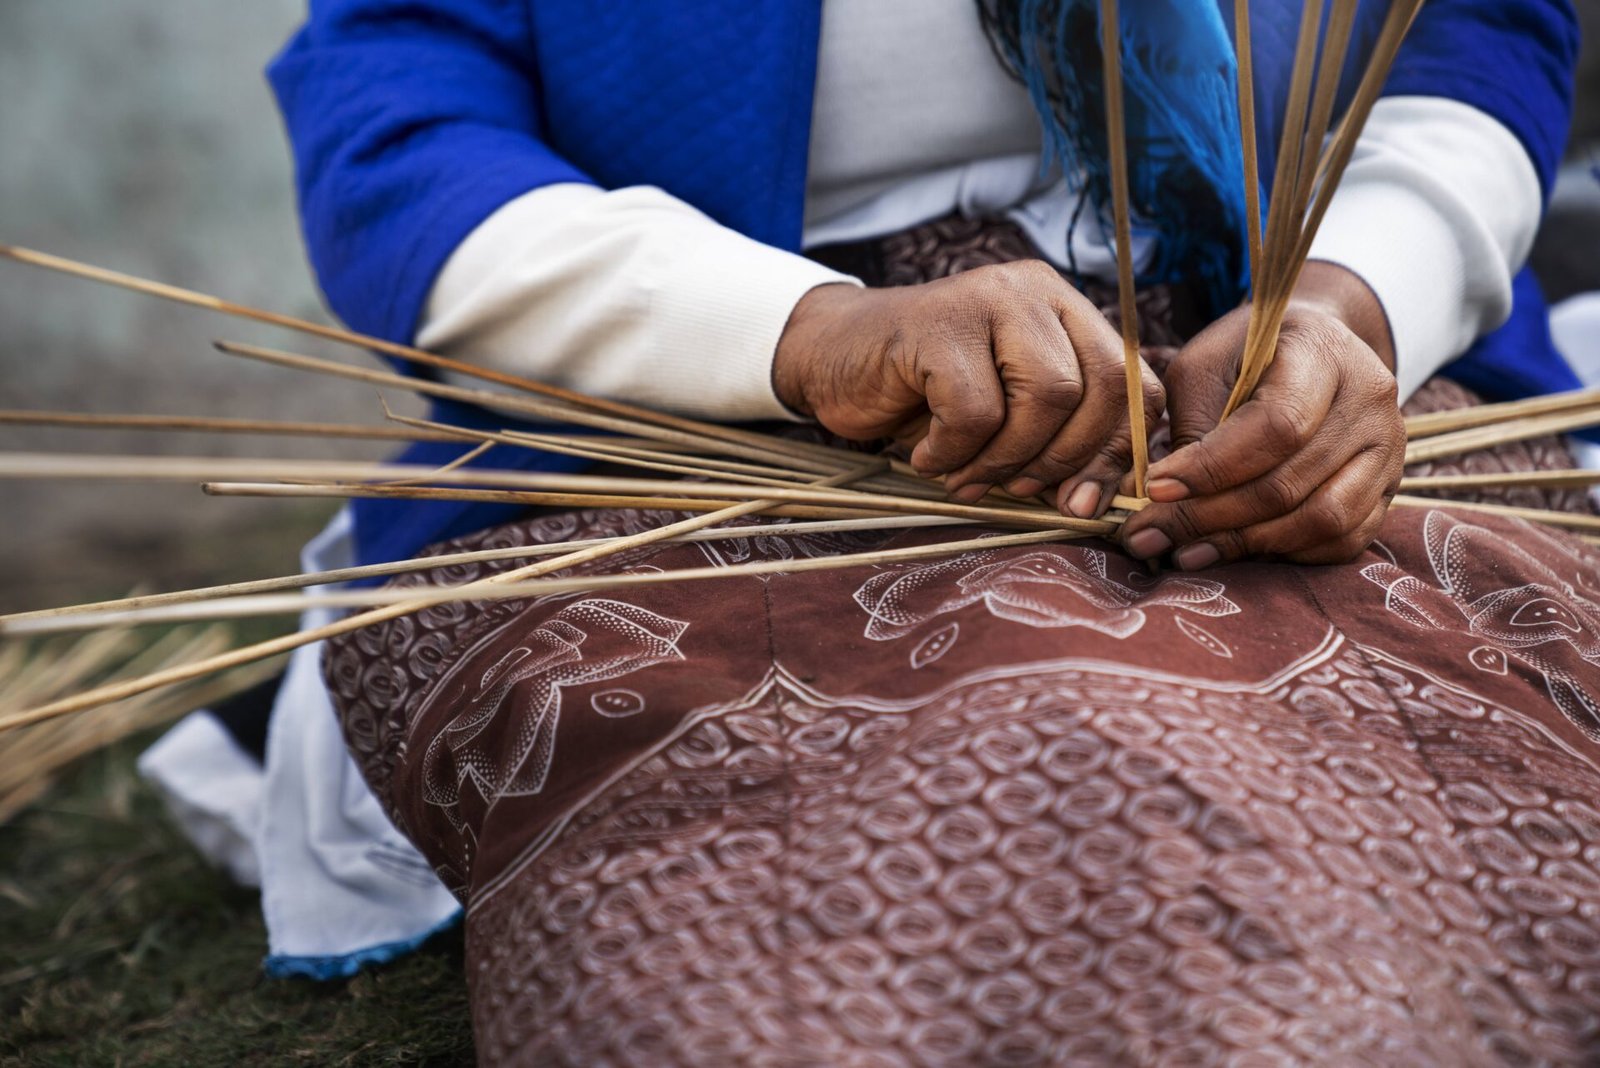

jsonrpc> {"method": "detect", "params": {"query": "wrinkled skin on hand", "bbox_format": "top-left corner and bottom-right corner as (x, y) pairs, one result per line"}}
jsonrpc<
(1120, 261), (1407, 568)
(774, 260), (1405, 567)
(773, 260), (1164, 519)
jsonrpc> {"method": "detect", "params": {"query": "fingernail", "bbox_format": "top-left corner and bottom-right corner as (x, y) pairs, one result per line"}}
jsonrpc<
(1065, 482), (1102, 519)
(1175, 543), (1221, 571)
(1007, 477), (1047, 499)
(1147, 477), (1190, 503)
(1126, 529), (1172, 559)
(950, 482), (991, 505)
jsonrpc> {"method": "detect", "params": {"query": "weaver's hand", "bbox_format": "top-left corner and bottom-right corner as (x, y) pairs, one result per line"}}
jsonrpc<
(774, 261), (1163, 516)
(1119, 262), (1405, 569)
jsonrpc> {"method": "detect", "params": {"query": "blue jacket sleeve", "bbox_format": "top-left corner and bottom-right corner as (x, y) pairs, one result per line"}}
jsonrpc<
(1385, 0), (1579, 199)
(267, 0), (592, 345)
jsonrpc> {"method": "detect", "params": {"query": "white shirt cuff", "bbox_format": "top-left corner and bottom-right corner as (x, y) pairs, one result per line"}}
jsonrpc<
(1306, 96), (1542, 403)
(420, 184), (860, 424)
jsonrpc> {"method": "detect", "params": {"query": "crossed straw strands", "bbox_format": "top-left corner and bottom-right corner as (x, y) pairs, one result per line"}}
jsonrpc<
(1, 0), (1594, 736)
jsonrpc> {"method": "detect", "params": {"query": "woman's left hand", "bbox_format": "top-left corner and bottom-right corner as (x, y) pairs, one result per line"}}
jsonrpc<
(1118, 262), (1407, 569)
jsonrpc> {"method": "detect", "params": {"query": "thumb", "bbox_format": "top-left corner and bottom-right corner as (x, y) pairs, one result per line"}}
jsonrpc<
(1165, 314), (1246, 453)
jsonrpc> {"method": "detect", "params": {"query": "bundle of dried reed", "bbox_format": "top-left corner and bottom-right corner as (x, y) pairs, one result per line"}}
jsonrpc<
(0, 621), (282, 823)
(1218, 0), (1424, 418)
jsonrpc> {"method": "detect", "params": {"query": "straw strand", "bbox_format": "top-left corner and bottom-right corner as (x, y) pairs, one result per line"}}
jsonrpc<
(1098, 0), (1150, 496)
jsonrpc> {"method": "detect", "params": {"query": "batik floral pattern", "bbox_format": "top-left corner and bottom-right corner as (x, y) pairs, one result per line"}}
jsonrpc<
(853, 546), (1239, 648)
(417, 599), (688, 824)
(1363, 510), (1600, 737)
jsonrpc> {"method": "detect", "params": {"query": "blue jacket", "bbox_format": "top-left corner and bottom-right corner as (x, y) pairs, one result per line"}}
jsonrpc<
(267, 0), (1580, 567)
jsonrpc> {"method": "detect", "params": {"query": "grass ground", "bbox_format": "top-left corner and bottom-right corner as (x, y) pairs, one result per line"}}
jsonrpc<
(0, 706), (475, 1067)
(0, 499), (476, 1065)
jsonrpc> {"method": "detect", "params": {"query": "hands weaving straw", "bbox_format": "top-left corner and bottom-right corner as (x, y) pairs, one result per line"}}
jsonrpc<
(773, 262), (1163, 521)
(8, 0), (1593, 730)
(1120, 263), (1406, 569)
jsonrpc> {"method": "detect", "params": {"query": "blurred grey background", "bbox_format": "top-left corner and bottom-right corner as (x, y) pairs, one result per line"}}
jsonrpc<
(1582, 3), (1600, 145)
(0, 2), (419, 610)
(0, 2), (1597, 612)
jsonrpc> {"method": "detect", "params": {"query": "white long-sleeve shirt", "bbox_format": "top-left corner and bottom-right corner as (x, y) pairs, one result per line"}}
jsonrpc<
(418, 0), (1542, 417)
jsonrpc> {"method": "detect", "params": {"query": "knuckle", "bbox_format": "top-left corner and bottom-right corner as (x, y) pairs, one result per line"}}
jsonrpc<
(983, 260), (1034, 294)
(1212, 529), (1248, 562)
(1380, 411), (1408, 457)
(967, 459), (1022, 485)
(1080, 335), (1126, 376)
(1010, 258), (1062, 288)
(1258, 401), (1312, 455)
(1142, 378), (1167, 417)
(1369, 370), (1399, 407)
(956, 401), (1005, 441)
(1357, 499), (1391, 542)
(1075, 439), (1133, 482)
(1184, 446), (1232, 495)
(1303, 493), (1358, 541)
(967, 439), (1042, 481)
(1251, 469), (1304, 516)
(1094, 361), (1131, 397)
(1025, 436), (1099, 483)
(1240, 526), (1275, 559)
(1380, 448), (1407, 493)
(1281, 314), (1342, 357)
(1165, 504), (1207, 544)
(1387, 402), (1406, 434)
(1027, 374), (1085, 412)
(1099, 434), (1134, 466)
(984, 260), (1023, 284)
(951, 268), (1006, 310)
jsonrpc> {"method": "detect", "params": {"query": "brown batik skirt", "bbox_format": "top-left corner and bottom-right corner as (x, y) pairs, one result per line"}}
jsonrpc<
(326, 218), (1600, 1067)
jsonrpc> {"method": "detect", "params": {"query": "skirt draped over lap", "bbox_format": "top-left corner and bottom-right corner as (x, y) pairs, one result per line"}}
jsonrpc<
(325, 216), (1600, 1067)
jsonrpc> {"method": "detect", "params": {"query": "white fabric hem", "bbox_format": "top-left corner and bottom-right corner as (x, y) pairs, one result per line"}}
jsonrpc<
(138, 712), (265, 888)
(139, 509), (460, 974)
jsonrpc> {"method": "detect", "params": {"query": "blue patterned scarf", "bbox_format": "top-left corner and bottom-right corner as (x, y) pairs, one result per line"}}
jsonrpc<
(977, 0), (1394, 316)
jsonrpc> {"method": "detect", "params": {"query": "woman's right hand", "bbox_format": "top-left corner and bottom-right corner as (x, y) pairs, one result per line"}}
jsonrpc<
(772, 260), (1163, 518)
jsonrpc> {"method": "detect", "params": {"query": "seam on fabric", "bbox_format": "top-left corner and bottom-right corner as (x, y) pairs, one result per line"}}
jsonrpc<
(759, 571), (800, 1055)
